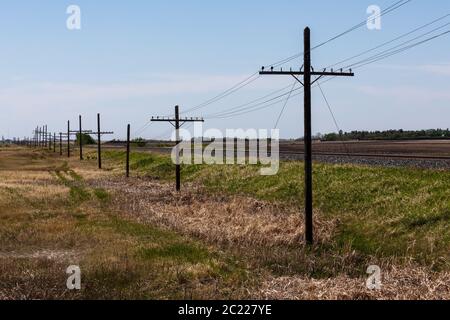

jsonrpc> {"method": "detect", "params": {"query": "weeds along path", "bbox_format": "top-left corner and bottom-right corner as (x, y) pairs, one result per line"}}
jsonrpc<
(0, 147), (253, 300)
(85, 175), (450, 300)
(83, 150), (450, 299)
(1, 147), (449, 299)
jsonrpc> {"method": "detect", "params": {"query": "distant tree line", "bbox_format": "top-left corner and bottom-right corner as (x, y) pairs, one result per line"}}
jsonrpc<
(322, 129), (450, 141)
(75, 133), (96, 145)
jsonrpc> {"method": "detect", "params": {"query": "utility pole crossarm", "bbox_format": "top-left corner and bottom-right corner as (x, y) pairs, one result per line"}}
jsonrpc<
(93, 131), (114, 135)
(69, 130), (93, 134)
(151, 117), (205, 122)
(151, 116), (205, 129)
(259, 69), (354, 77)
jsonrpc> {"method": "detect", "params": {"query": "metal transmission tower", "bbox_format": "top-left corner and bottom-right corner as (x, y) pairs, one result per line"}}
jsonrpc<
(151, 105), (205, 191)
(260, 27), (355, 244)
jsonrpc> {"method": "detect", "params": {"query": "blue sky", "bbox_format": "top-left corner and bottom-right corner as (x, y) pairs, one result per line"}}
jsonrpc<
(1, 0), (449, 139)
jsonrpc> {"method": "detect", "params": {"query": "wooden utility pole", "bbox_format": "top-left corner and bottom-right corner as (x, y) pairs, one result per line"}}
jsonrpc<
(89, 113), (114, 169)
(59, 133), (63, 156)
(260, 27), (354, 244)
(175, 106), (181, 191)
(69, 116), (92, 161)
(97, 113), (102, 169)
(67, 121), (71, 158)
(151, 105), (204, 191)
(126, 124), (130, 178)
(44, 125), (48, 148)
(79, 115), (83, 160)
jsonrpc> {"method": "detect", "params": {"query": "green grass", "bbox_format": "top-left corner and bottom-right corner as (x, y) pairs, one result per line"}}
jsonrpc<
(102, 150), (450, 269)
(0, 149), (250, 299)
(75, 215), (249, 299)
(54, 170), (92, 203)
(93, 188), (110, 202)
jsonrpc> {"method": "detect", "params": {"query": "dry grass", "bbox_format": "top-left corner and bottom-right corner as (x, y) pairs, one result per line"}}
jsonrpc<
(86, 177), (336, 247)
(1, 147), (449, 300)
(258, 265), (450, 300)
(85, 173), (450, 300)
(0, 148), (251, 300)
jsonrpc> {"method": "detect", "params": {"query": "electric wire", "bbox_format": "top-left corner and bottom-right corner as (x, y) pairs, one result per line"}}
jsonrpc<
(328, 13), (450, 69)
(181, 0), (413, 116)
(207, 19), (450, 120)
(317, 81), (350, 154)
(274, 81), (297, 129)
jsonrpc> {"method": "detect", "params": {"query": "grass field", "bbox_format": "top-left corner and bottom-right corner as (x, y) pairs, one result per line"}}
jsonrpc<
(100, 150), (450, 266)
(1, 146), (449, 299)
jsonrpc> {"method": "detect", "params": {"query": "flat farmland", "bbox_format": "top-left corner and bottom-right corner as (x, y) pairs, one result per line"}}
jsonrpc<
(101, 140), (450, 170)
(282, 140), (450, 157)
(104, 139), (450, 157)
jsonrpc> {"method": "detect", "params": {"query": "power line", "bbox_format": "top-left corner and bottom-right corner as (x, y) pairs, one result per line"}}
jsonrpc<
(209, 88), (304, 119)
(133, 121), (152, 137)
(206, 85), (303, 118)
(328, 13), (450, 69)
(274, 81), (297, 129)
(343, 21), (450, 68)
(181, 73), (260, 115)
(182, 0), (413, 116)
(268, 0), (413, 68)
(348, 29), (450, 70)
(317, 81), (350, 154)
(204, 82), (298, 118)
(207, 18), (450, 120)
(311, 0), (412, 52)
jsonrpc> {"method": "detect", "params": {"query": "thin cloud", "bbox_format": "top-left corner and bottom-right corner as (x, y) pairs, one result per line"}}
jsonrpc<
(0, 74), (276, 109)
(372, 63), (450, 76)
(357, 84), (450, 102)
